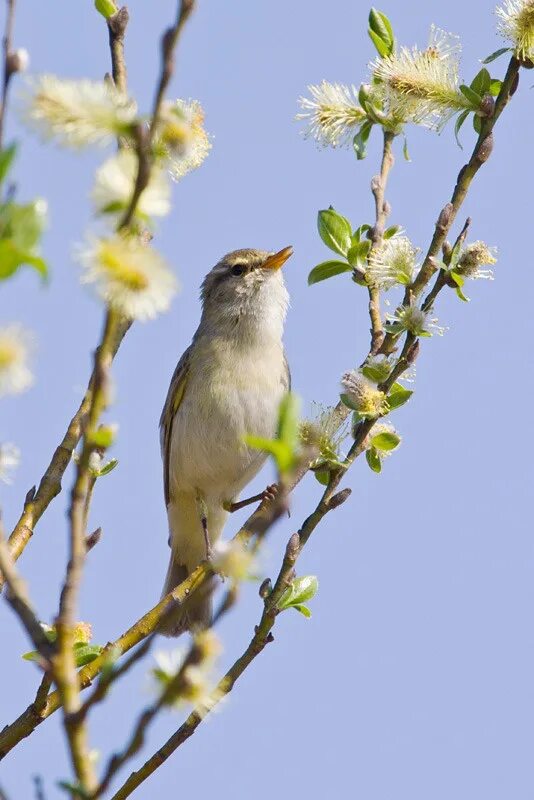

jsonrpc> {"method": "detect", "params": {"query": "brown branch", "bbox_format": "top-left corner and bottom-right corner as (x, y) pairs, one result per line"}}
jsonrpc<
(118, 0), (196, 230)
(107, 7), (129, 95)
(0, 515), (54, 661)
(367, 129), (395, 354)
(0, 0), (16, 150)
(1, 316), (130, 592)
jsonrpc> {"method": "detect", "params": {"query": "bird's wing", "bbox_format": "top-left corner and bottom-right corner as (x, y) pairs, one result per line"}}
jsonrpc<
(159, 346), (192, 507)
(283, 350), (291, 392)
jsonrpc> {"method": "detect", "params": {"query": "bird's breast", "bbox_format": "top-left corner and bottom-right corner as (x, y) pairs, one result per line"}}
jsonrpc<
(168, 338), (287, 497)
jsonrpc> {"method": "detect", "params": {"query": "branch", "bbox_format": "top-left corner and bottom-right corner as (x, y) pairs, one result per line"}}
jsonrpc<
(118, 0), (196, 230)
(1, 316), (130, 591)
(0, 518), (53, 661)
(0, 0), (16, 150)
(107, 6), (129, 95)
(367, 129), (395, 354)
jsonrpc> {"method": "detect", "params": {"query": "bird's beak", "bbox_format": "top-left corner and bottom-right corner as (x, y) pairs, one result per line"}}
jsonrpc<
(262, 246), (293, 271)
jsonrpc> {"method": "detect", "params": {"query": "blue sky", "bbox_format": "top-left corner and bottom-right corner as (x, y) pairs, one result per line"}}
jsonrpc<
(1, 1), (533, 798)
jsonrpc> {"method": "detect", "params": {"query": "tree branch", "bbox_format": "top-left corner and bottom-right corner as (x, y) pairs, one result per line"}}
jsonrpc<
(0, 0), (16, 150)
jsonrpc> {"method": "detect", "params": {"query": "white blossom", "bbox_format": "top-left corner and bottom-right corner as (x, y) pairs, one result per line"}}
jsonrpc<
(0, 443), (20, 484)
(0, 324), (34, 397)
(456, 241), (497, 280)
(78, 235), (177, 321)
(156, 99), (211, 181)
(370, 25), (470, 130)
(341, 371), (388, 417)
(92, 150), (171, 219)
(496, 0), (534, 60)
(22, 75), (137, 148)
(296, 81), (366, 147)
(366, 235), (419, 289)
(387, 305), (446, 337)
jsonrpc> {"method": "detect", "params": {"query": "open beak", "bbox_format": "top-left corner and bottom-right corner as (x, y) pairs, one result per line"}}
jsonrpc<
(262, 246), (293, 271)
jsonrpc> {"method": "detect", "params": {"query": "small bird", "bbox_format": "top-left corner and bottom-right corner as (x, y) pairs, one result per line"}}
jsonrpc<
(159, 246), (292, 636)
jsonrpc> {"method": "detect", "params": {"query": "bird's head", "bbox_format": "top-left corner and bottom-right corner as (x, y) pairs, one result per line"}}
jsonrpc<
(200, 247), (292, 337)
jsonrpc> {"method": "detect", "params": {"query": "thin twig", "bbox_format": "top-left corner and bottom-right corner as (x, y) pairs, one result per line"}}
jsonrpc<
(118, 0), (196, 230)
(107, 7), (129, 95)
(367, 129), (395, 354)
(0, 0), (16, 150)
(0, 517), (53, 661)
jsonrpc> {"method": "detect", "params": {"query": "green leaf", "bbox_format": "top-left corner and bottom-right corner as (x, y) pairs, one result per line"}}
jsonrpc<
(293, 604), (312, 618)
(307, 260), (351, 286)
(454, 110), (470, 149)
(371, 431), (401, 451)
(89, 426), (116, 449)
(245, 435), (293, 473)
(361, 364), (389, 382)
(387, 382), (413, 410)
(314, 470), (330, 486)
(470, 67), (491, 97)
(455, 286), (470, 302)
(384, 225), (401, 240)
(97, 458), (118, 477)
(449, 270), (465, 287)
(73, 642), (103, 668)
(347, 240), (371, 267)
(277, 392), (300, 452)
(0, 143), (17, 185)
(94, 0), (118, 18)
(366, 447), (382, 473)
(317, 208), (352, 257)
(448, 239), (463, 269)
(489, 79), (502, 97)
(368, 8), (395, 57)
(481, 47), (511, 64)
(2, 200), (47, 251)
(352, 224), (372, 244)
(473, 114), (482, 134)
(0, 240), (48, 282)
(459, 84), (482, 109)
(278, 575), (319, 611)
(403, 136), (411, 162)
(353, 120), (373, 160)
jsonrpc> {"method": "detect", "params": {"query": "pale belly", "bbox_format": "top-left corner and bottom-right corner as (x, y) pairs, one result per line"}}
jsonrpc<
(168, 345), (286, 501)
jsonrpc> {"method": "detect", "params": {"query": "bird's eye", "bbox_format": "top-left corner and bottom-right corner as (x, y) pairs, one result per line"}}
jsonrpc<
(231, 264), (245, 276)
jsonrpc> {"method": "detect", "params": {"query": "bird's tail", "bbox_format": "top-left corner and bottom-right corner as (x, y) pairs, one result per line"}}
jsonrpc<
(158, 555), (212, 637)
(157, 492), (226, 637)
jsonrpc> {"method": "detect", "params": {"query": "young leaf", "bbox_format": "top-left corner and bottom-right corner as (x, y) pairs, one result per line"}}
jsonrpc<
(317, 208), (352, 257)
(368, 8), (395, 57)
(473, 114), (482, 134)
(455, 286), (470, 302)
(314, 469), (330, 486)
(489, 79), (502, 97)
(73, 642), (103, 668)
(0, 240), (48, 282)
(0, 143), (17, 185)
(454, 109), (470, 149)
(347, 240), (371, 267)
(94, 0), (118, 18)
(481, 47), (511, 64)
(366, 447), (382, 473)
(308, 260), (352, 286)
(449, 270), (465, 288)
(403, 136), (411, 162)
(470, 67), (491, 97)
(387, 382), (413, 410)
(371, 431), (401, 451)
(277, 575), (319, 611)
(384, 225), (401, 240)
(97, 458), (118, 477)
(353, 120), (373, 160)
(459, 84), (482, 109)
(293, 604), (312, 618)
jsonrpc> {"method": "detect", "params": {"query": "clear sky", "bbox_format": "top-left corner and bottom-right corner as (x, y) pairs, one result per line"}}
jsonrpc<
(1, 1), (533, 798)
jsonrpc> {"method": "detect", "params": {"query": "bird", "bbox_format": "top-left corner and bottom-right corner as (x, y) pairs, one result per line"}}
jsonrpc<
(158, 246), (292, 636)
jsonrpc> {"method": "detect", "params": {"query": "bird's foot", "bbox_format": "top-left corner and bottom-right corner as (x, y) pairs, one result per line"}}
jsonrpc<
(224, 484), (279, 513)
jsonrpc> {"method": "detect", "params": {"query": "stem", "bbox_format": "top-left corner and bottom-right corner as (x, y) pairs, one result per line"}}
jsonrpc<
(0, 0), (16, 150)
(367, 129), (395, 354)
